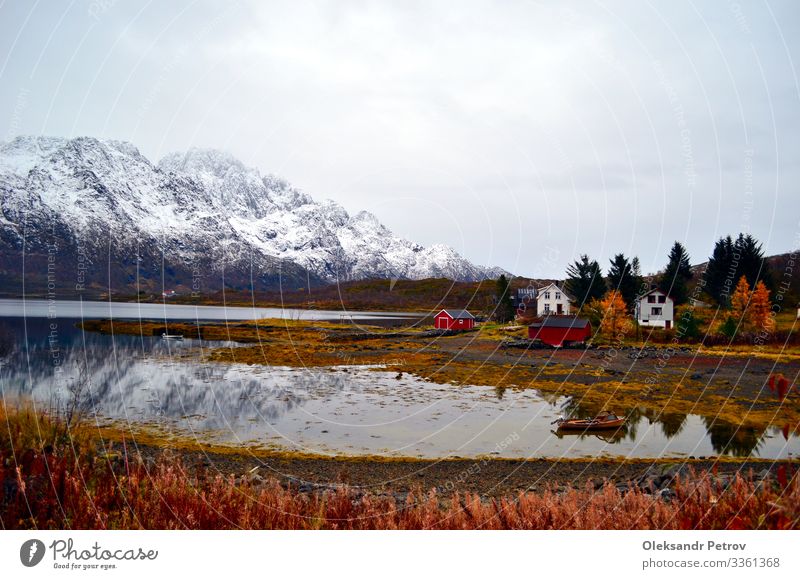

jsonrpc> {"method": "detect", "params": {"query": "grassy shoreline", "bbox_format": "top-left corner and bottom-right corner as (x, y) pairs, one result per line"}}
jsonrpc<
(77, 317), (800, 430)
(3, 315), (786, 528)
(2, 403), (799, 529)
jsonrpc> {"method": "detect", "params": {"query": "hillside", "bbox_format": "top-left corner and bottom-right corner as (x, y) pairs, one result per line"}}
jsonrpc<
(0, 136), (507, 298)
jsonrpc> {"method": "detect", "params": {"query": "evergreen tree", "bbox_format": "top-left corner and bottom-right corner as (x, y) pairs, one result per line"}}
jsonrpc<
(631, 257), (645, 295)
(494, 275), (515, 323)
(705, 234), (773, 305)
(564, 255), (606, 307)
(606, 253), (639, 312)
(705, 236), (735, 304)
(735, 233), (774, 291)
(658, 241), (693, 305)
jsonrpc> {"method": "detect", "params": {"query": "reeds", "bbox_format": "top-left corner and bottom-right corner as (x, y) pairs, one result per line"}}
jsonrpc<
(2, 403), (798, 530)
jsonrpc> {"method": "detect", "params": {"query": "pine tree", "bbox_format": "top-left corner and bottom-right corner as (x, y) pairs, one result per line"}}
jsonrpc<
(658, 241), (693, 305)
(494, 275), (515, 323)
(736, 233), (774, 291)
(749, 280), (773, 331)
(705, 236), (735, 304)
(564, 255), (606, 307)
(705, 234), (773, 305)
(631, 257), (645, 297)
(606, 254), (639, 312)
(597, 290), (632, 337)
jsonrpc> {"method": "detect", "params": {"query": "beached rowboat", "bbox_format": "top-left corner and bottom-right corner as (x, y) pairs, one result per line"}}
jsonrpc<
(552, 411), (625, 431)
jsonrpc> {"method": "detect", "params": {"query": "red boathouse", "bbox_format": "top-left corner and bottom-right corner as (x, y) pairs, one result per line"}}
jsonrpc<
(434, 309), (475, 330)
(528, 316), (591, 347)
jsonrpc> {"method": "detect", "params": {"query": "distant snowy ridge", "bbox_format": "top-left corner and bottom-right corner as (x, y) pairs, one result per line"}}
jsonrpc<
(0, 136), (507, 294)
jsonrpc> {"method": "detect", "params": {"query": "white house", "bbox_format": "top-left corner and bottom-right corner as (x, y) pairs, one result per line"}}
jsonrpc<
(536, 282), (572, 316)
(636, 288), (674, 328)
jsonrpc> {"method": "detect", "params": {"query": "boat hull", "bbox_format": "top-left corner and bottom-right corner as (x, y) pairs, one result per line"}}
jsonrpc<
(556, 418), (625, 431)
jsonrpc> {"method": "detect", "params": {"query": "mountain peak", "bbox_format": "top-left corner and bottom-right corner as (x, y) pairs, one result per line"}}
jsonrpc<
(158, 147), (245, 178)
(0, 135), (509, 287)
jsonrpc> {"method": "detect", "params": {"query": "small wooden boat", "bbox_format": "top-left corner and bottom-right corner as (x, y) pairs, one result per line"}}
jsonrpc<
(551, 428), (627, 443)
(552, 411), (625, 431)
(161, 333), (184, 341)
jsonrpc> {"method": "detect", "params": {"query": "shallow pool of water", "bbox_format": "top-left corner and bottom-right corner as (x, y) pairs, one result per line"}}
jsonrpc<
(0, 316), (797, 459)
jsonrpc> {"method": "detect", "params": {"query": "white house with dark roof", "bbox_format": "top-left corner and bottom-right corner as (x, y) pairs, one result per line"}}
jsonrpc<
(536, 282), (573, 316)
(636, 288), (674, 328)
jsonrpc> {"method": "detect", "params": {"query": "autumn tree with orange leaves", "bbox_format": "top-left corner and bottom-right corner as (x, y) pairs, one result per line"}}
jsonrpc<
(727, 275), (773, 332)
(597, 290), (632, 337)
(750, 280), (773, 331)
(730, 275), (751, 323)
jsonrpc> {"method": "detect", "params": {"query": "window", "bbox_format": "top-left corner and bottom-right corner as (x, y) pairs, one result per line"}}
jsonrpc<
(544, 292), (551, 300)
(544, 304), (550, 313)
(658, 295), (666, 303)
(555, 292), (561, 300)
(651, 307), (662, 316)
(647, 295), (656, 303)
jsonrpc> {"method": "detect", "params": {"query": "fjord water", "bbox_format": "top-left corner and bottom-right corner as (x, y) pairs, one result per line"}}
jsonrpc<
(0, 299), (423, 322)
(0, 309), (797, 459)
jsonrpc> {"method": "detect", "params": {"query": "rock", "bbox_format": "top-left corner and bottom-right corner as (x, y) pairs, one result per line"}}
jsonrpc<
(247, 473), (265, 486)
(658, 488), (675, 501)
(715, 475), (732, 489)
(661, 463), (689, 484)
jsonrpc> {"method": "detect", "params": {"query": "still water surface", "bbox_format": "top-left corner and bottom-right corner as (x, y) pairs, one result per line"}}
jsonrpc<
(0, 299), (423, 322)
(0, 311), (797, 459)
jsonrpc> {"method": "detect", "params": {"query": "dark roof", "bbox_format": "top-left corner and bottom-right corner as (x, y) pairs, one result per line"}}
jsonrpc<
(537, 282), (575, 301)
(438, 309), (475, 319)
(640, 288), (673, 300)
(530, 316), (590, 329)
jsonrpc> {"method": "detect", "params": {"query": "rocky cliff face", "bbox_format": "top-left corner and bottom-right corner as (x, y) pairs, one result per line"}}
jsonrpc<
(0, 136), (506, 297)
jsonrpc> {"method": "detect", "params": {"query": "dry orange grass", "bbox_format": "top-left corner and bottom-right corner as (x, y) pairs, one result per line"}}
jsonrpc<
(2, 403), (798, 530)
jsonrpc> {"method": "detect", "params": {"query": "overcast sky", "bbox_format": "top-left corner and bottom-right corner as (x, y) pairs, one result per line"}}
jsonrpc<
(1, 0), (799, 278)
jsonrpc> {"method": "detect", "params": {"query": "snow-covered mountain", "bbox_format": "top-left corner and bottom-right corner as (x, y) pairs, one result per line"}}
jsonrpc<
(0, 136), (506, 296)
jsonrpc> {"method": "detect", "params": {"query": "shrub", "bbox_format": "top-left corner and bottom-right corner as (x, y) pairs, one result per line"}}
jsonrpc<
(718, 316), (738, 340)
(674, 306), (701, 341)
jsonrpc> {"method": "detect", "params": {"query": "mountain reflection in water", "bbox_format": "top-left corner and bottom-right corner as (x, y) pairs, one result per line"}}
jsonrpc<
(0, 317), (797, 459)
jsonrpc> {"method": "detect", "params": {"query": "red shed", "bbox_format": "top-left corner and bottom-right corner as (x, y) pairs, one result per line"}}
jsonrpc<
(528, 316), (591, 347)
(434, 309), (475, 331)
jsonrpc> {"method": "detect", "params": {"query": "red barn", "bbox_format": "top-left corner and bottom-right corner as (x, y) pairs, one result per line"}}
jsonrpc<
(434, 309), (475, 330)
(528, 316), (591, 347)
